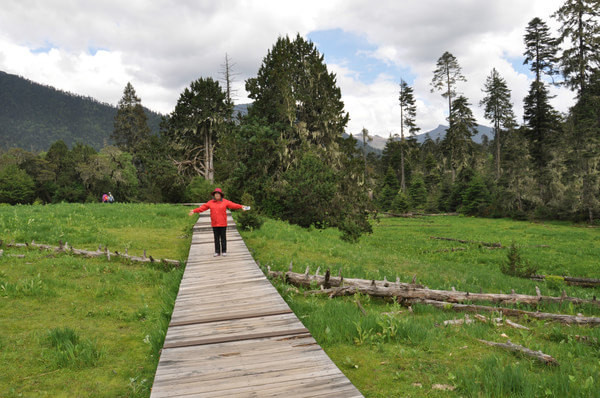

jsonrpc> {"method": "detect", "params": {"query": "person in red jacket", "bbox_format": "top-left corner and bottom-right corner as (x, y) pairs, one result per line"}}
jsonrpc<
(188, 188), (249, 257)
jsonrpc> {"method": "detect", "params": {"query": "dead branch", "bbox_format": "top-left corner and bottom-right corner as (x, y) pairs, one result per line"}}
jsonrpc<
(6, 241), (181, 267)
(430, 236), (503, 248)
(478, 339), (558, 366)
(406, 299), (600, 326)
(530, 274), (600, 288)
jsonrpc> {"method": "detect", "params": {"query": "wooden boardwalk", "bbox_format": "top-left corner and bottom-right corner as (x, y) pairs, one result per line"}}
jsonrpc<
(151, 213), (363, 397)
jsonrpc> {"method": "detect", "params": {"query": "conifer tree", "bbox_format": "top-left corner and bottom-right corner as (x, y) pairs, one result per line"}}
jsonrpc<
(443, 96), (477, 182)
(112, 82), (151, 154)
(165, 77), (231, 182)
(553, 0), (600, 94)
(430, 52), (466, 127)
(480, 68), (516, 180)
(246, 34), (349, 167)
(523, 17), (561, 203)
(399, 79), (419, 192)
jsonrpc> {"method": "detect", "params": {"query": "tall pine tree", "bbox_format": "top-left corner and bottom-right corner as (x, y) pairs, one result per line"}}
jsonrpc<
(523, 17), (561, 203)
(553, 0), (600, 94)
(112, 82), (151, 154)
(430, 52), (466, 127)
(399, 79), (419, 191)
(443, 96), (477, 182)
(480, 68), (516, 180)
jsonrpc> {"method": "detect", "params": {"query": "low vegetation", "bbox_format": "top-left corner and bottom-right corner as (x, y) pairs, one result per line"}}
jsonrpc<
(240, 214), (600, 397)
(0, 203), (195, 397)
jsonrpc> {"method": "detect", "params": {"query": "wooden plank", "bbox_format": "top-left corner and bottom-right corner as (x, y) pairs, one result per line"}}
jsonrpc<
(163, 328), (310, 349)
(151, 213), (362, 398)
(169, 309), (294, 327)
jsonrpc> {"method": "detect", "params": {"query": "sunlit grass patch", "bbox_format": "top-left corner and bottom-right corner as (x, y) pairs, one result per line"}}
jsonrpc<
(242, 215), (600, 398)
(0, 203), (194, 397)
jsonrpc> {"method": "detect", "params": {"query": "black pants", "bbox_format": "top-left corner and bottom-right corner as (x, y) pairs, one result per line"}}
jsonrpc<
(213, 227), (227, 254)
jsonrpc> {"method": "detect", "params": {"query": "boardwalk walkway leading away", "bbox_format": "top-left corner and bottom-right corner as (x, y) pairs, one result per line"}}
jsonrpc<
(151, 212), (363, 397)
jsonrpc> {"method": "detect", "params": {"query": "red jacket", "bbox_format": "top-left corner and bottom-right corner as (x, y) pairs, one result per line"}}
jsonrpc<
(192, 199), (243, 227)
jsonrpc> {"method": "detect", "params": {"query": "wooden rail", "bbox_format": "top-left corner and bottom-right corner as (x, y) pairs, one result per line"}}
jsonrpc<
(150, 212), (362, 397)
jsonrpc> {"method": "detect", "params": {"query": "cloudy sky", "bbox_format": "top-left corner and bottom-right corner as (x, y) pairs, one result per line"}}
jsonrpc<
(1, 0), (574, 137)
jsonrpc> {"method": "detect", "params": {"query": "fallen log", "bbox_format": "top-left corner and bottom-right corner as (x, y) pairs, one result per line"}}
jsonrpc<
(5, 240), (181, 267)
(406, 299), (600, 326)
(530, 274), (600, 288)
(430, 236), (503, 248)
(268, 269), (425, 289)
(478, 339), (558, 365)
(282, 269), (600, 308)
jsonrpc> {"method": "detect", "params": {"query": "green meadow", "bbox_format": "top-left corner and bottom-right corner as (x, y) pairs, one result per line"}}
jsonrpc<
(239, 215), (600, 397)
(0, 203), (195, 397)
(2, 204), (600, 397)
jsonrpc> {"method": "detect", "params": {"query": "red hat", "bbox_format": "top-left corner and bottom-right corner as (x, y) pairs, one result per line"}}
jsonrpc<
(211, 188), (224, 197)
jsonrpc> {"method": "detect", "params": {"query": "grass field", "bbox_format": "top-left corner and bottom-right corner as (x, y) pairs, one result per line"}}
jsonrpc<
(0, 203), (195, 397)
(2, 204), (599, 397)
(238, 214), (600, 397)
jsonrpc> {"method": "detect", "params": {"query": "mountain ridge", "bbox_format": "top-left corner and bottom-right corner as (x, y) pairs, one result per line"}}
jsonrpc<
(0, 70), (163, 152)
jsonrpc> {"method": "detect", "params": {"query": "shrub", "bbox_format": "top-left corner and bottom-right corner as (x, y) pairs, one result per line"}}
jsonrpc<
(0, 164), (35, 204)
(500, 242), (537, 277)
(236, 193), (263, 231)
(185, 177), (216, 203)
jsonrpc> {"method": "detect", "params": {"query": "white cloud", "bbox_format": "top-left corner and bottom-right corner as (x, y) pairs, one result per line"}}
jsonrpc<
(0, 0), (576, 136)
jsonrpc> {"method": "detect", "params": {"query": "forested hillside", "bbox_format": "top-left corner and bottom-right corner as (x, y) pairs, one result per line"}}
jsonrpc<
(0, 71), (162, 151)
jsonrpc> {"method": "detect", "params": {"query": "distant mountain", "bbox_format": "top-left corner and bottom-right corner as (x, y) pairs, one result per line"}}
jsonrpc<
(413, 124), (494, 144)
(366, 124), (494, 150)
(233, 103), (251, 117)
(0, 70), (163, 152)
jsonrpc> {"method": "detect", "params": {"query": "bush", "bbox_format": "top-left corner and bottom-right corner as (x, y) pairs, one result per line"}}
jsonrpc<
(185, 177), (216, 202)
(0, 164), (35, 204)
(500, 242), (537, 277)
(236, 193), (263, 231)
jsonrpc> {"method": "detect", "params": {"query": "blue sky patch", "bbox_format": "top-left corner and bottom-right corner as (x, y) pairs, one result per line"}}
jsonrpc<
(307, 29), (416, 86)
(88, 46), (109, 55)
(29, 41), (55, 54)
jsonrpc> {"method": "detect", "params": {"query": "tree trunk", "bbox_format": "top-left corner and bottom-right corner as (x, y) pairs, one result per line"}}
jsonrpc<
(400, 132), (406, 192)
(270, 270), (600, 308)
(495, 122), (501, 180)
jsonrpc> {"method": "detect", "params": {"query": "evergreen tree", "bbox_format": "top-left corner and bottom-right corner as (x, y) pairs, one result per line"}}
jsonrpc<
(461, 174), (491, 216)
(524, 17), (560, 83)
(430, 52), (466, 127)
(408, 174), (427, 210)
(480, 68), (516, 180)
(164, 77), (232, 182)
(399, 79), (420, 192)
(443, 96), (477, 182)
(379, 167), (400, 211)
(553, 0), (600, 94)
(523, 17), (561, 204)
(112, 82), (151, 154)
(246, 34), (349, 166)
(567, 71), (600, 222)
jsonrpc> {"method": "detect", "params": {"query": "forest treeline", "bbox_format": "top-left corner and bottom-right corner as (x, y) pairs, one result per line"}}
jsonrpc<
(0, 71), (162, 151)
(1, 0), (599, 239)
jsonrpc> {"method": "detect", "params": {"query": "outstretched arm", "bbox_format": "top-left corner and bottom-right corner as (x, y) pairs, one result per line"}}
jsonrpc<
(225, 200), (247, 211)
(188, 203), (209, 216)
